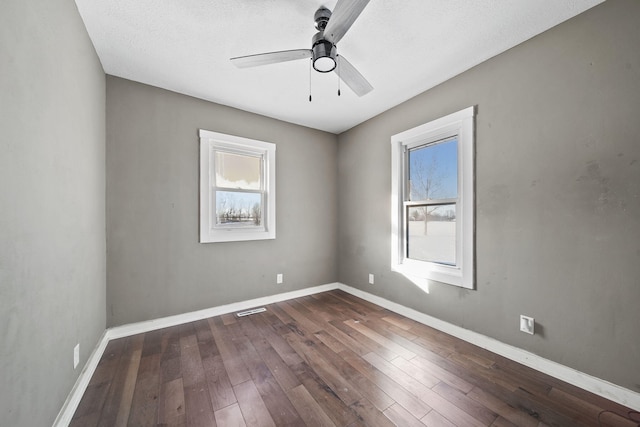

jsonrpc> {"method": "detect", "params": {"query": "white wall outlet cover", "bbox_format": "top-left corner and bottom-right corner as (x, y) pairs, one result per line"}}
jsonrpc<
(520, 315), (535, 335)
(276, 273), (283, 284)
(73, 344), (80, 369)
(369, 273), (374, 285)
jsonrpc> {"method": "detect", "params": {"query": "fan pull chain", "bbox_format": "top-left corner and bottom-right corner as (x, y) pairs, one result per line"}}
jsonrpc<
(337, 58), (341, 96)
(309, 59), (313, 102)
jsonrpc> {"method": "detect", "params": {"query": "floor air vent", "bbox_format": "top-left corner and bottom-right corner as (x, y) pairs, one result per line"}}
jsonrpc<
(235, 307), (267, 317)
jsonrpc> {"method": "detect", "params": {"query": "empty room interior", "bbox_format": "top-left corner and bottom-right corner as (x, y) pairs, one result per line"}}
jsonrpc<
(2, 0), (640, 426)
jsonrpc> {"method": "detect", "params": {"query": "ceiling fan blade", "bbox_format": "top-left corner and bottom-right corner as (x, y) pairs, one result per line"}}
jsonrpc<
(231, 49), (312, 68)
(336, 55), (373, 97)
(323, 0), (370, 44)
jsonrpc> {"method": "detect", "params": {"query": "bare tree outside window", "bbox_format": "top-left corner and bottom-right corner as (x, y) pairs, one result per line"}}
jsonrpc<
(407, 137), (458, 264)
(410, 149), (447, 234)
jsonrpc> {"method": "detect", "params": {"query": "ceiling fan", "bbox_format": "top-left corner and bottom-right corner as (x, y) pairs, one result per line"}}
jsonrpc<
(230, 0), (373, 97)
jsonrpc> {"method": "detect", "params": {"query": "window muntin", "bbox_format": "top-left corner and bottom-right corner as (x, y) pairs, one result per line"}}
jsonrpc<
(391, 106), (475, 289)
(200, 130), (275, 243)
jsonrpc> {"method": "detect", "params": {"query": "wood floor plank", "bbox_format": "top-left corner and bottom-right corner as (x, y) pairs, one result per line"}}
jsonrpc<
(74, 340), (126, 424)
(197, 319), (237, 411)
(202, 354), (237, 411)
(421, 409), (457, 427)
(490, 416), (519, 426)
(349, 397), (397, 427)
(233, 380), (276, 427)
(298, 295), (341, 322)
(391, 356), (440, 388)
(208, 316), (252, 386)
(141, 327), (165, 357)
(241, 314), (301, 391)
(126, 353), (160, 426)
(214, 403), (247, 427)
(251, 310), (305, 366)
(221, 313), (237, 325)
(432, 381), (498, 426)
(276, 300), (324, 334)
(183, 382), (217, 427)
(94, 337), (131, 427)
(160, 355), (182, 384)
(90, 342), (124, 385)
(547, 387), (638, 427)
(330, 290), (386, 314)
(340, 348), (431, 419)
(284, 329), (363, 406)
(329, 318), (399, 361)
(313, 330), (395, 411)
(381, 313), (415, 331)
(383, 402), (427, 427)
(69, 381), (110, 427)
(194, 318), (220, 361)
(287, 383), (337, 427)
(232, 319), (304, 426)
(160, 325), (183, 362)
(98, 335), (144, 427)
(468, 386), (539, 427)
(290, 360), (358, 427)
(158, 377), (186, 425)
(364, 352), (486, 427)
(361, 317), (445, 362)
(307, 312), (374, 357)
(180, 334), (206, 387)
(414, 335), (455, 359)
(367, 316), (420, 341)
(344, 319), (417, 360)
(409, 354), (475, 394)
(179, 332), (216, 426)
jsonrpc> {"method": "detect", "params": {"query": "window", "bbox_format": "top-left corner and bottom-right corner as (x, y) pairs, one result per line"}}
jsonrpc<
(199, 129), (275, 243)
(391, 106), (475, 289)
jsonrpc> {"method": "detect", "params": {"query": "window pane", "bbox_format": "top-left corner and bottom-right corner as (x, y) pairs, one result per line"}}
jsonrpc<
(215, 151), (261, 190)
(407, 204), (456, 265)
(408, 138), (457, 200)
(215, 191), (262, 226)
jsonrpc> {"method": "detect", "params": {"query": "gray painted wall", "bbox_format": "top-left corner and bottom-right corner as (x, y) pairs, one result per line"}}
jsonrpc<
(106, 77), (338, 326)
(0, 0), (106, 425)
(337, 0), (640, 392)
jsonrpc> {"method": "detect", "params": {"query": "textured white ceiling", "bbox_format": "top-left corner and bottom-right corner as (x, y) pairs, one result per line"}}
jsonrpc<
(74, 0), (603, 134)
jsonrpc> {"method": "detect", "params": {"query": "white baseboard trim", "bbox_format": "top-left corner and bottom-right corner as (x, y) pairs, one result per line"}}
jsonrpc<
(106, 283), (341, 340)
(54, 280), (639, 426)
(335, 283), (640, 411)
(53, 330), (110, 427)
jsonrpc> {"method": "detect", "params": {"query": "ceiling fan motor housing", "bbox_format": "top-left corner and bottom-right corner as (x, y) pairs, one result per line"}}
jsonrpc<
(312, 32), (337, 73)
(314, 7), (332, 31)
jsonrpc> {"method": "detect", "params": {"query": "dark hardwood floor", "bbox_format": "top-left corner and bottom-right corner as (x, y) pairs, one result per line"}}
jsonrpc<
(70, 290), (638, 426)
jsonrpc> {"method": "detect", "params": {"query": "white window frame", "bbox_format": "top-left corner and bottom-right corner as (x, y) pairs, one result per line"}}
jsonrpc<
(199, 129), (276, 243)
(391, 106), (475, 289)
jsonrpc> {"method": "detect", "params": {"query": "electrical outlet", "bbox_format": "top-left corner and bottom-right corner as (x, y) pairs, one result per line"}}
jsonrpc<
(520, 315), (535, 335)
(73, 343), (80, 369)
(276, 273), (283, 284)
(368, 273), (374, 285)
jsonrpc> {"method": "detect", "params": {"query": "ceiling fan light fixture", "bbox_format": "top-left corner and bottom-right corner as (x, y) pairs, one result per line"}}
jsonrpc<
(313, 55), (336, 73)
(311, 36), (337, 73)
